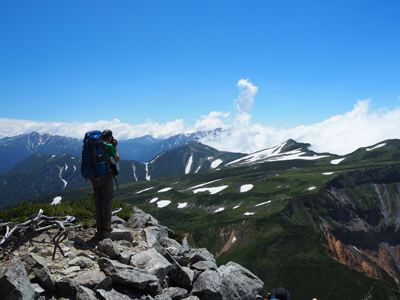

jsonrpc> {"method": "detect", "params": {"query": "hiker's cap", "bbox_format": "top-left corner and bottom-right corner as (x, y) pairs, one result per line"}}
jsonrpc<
(271, 287), (291, 300)
(102, 129), (113, 139)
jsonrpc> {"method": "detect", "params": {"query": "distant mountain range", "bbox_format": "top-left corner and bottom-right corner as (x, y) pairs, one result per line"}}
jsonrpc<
(0, 129), (225, 174)
(0, 131), (244, 208)
(1, 130), (399, 209)
(0, 132), (82, 174)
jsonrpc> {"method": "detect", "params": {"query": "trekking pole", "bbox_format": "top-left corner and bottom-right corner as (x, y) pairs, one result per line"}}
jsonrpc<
(114, 176), (119, 191)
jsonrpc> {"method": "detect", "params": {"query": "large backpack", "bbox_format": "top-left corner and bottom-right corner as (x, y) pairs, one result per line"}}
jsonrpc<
(81, 130), (110, 180)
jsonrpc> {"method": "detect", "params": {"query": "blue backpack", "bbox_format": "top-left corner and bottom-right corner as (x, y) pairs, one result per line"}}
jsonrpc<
(81, 130), (110, 180)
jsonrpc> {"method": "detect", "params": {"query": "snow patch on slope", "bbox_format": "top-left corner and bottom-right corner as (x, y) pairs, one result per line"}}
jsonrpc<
(227, 141), (329, 166)
(136, 187), (154, 194)
(189, 179), (222, 189)
(51, 196), (62, 205)
(193, 185), (228, 195)
(57, 166), (68, 189)
(157, 200), (171, 208)
(145, 163), (151, 180)
(149, 197), (159, 203)
(211, 159), (223, 169)
(178, 202), (188, 209)
(240, 184), (253, 193)
(255, 200), (271, 207)
(331, 158), (345, 165)
(132, 163), (138, 182)
(366, 143), (386, 151)
(185, 155), (193, 174)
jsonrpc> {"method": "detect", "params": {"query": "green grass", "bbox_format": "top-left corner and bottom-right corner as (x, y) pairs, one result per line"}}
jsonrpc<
(0, 193), (133, 224)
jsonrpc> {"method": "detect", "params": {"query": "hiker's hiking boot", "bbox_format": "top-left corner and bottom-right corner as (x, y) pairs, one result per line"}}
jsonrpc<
(101, 227), (113, 236)
(94, 227), (113, 239)
(102, 227), (113, 234)
(96, 227), (113, 234)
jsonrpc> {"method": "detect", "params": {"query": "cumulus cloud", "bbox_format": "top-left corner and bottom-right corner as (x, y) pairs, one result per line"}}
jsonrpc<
(235, 79), (258, 113)
(0, 118), (191, 141)
(1, 79), (399, 156)
(199, 99), (400, 155)
(194, 111), (230, 132)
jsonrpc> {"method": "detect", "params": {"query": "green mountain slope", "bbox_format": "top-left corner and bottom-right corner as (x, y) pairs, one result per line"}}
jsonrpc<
(0, 142), (245, 208)
(0, 132), (82, 174)
(148, 141), (245, 179)
(25, 138), (400, 299)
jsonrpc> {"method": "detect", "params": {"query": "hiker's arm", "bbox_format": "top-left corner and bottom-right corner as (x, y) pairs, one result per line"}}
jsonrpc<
(112, 139), (120, 162)
(113, 147), (120, 162)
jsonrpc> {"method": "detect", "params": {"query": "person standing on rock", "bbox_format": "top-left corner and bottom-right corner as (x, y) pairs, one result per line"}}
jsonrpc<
(91, 129), (120, 234)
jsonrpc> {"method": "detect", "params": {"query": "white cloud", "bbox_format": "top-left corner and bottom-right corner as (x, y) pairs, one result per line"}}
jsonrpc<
(1, 80), (399, 156)
(0, 118), (191, 141)
(194, 111), (230, 132)
(235, 79), (258, 113)
(199, 99), (400, 155)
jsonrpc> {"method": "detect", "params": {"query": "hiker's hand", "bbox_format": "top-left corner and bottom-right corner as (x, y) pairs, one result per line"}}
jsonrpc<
(112, 139), (118, 147)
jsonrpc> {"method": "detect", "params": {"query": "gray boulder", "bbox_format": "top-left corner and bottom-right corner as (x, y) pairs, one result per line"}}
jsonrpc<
(145, 226), (169, 247)
(73, 270), (107, 289)
(69, 256), (95, 269)
(155, 294), (173, 300)
(0, 258), (35, 300)
(97, 238), (120, 259)
(192, 260), (218, 271)
(98, 257), (160, 290)
(161, 286), (188, 300)
(187, 248), (216, 264)
(192, 270), (222, 298)
(129, 206), (160, 228)
(32, 283), (46, 299)
(94, 276), (113, 291)
(96, 286), (142, 300)
(111, 215), (128, 228)
(168, 266), (194, 288)
(107, 228), (134, 243)
(160, 237), (184, 255)
(130, 248), (173, 281)
(76, 285), (98, 300)
(22, 253), (57, 292)
(218, 261), (264, 300)
(118, 248), (136, 264)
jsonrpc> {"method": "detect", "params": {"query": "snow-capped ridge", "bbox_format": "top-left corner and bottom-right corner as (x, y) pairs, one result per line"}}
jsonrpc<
(227, 139), (329, 166)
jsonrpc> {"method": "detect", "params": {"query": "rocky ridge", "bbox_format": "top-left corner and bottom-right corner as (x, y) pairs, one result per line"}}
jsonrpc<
(0, 207), (264, 300)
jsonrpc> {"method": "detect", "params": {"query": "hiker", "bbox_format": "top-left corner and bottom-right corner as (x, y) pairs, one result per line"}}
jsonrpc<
(91, 129), (120, 234)
(270, 287), (291, 300)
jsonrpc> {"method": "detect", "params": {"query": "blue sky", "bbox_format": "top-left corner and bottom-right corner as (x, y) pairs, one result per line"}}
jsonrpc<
(1, 1), (400, 155)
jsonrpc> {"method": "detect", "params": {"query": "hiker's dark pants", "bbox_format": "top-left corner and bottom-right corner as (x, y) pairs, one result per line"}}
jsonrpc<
(91, 177), (114, 230)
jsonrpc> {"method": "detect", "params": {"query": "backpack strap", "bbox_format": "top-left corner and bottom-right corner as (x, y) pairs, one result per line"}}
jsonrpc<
(102, 141), (114, 178)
